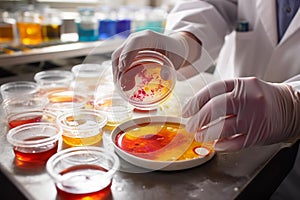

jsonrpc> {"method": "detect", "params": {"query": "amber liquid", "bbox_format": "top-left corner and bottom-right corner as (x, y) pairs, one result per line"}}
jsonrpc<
(8, 115), (43, 129)
(14, 136), (58, 163)
(42, 24), (61, 42)
(56, 164), (112, 200)
(62, 133), (103, 147)
(0, 23), (14, 43)
(17, 22), (42, 45)
(115, 122), (213, 161)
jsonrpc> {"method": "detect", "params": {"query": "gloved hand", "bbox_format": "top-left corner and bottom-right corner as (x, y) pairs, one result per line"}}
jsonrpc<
(111, 30), (190, 90)
(182, 77), (300, 151)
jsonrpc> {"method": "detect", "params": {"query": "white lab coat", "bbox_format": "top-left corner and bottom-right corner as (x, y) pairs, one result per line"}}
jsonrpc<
(166, 0), (300, 199)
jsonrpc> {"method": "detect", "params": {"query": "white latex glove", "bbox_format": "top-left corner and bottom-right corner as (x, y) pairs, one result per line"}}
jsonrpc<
(111, 30), (189, 90)
(182, 77), (300, 151)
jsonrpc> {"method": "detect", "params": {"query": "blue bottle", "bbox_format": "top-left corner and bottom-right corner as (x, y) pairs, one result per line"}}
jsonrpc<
(76, 8), (98, 42)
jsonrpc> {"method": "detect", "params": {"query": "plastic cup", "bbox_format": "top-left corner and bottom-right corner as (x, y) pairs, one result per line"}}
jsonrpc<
(34, 70), (74, 95)
(46, 146), (119, 200)
(7, 110), (56, 129)
(2, 96), (49, 116)
(94, 94), (133, 127)
(0, 81), (38, 101)
(6, 122), (62, 163)
(56, 109), (107, 146)
(45, 89), (87, 115)
(71, 64), (106, 95)
(116, 50), (176, 110)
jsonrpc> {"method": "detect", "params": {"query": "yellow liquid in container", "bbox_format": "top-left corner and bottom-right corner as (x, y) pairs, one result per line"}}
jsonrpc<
(115, 122), (214, 161)
(17, 22), (42, 45)
(62, 131), (103, 146)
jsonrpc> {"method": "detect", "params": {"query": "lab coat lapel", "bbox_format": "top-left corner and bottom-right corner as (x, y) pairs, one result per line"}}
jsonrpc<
(279, 9), (300, 45)
(256, 0), (278, 46)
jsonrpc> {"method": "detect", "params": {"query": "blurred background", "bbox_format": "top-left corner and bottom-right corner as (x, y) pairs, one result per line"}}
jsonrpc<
(0, 0), (178, 83)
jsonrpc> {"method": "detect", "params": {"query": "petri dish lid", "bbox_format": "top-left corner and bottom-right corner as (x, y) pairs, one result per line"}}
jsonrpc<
(116, 50), (176, 110)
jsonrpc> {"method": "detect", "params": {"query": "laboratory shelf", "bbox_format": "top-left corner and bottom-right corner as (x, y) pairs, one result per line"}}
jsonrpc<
(0, 37), (124, 66)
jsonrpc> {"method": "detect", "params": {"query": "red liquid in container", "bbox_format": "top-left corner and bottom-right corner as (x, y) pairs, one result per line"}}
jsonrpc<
(56, 164), (112, 200)
(14, 136), (58, 163)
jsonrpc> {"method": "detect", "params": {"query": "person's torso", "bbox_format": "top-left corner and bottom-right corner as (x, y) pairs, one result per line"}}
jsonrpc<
(215, 0), (300, 82)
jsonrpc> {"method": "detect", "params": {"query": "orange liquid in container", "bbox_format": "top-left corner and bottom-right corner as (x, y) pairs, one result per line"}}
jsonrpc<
(17, 22), (42, 45)
(42, 24), (61, 42)
(56, 164), (112, 200)
(8, 115), (42, 128)
(14, 136), (58, 163)
(0, 24), (14, 43)
(115, 122), (213, 161)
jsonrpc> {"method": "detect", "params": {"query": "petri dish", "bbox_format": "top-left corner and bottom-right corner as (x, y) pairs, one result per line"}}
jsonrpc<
(56, 109), (107, 146)
(116, 50), (176, 110)
(0, 81), (38, 100)
(6, 122), (62, 163)
(111, 116), (215, 171)
(94, 94), (134, 127)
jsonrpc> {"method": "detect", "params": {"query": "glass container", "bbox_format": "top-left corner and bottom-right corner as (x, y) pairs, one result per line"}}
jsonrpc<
(116, 50), (176, 110)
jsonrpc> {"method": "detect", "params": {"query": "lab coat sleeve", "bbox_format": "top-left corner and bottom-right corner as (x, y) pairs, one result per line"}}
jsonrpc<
(284, 75), (300, 92)
(165, 0), (237, 73)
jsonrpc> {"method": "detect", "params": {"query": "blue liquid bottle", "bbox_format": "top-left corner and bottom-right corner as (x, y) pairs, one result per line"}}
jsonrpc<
(98, 7), (117, 40)
(76, 8), (98, 42)
(116, 7), (132, 38)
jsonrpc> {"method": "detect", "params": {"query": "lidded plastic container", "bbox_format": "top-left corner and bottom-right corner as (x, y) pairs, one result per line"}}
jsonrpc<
(116, 50), (176, 110)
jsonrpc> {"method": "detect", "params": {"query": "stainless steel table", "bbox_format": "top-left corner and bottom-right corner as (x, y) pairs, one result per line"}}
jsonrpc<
(0, 73), (299, 200)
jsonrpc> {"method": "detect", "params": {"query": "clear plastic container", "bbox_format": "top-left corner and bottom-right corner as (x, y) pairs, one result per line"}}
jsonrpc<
(2, 96), (48, 117)
(6, 122), (62, 163)
(7, 110), (56, 129)
(56, 109), (107, 146)
(71, 63), (106, 97)
(46, 146), (119, 200)
(0, 81), (39, 101)
(45, 89), (87, 115)
(94, 94), (133, 127)
(34, 70), (74, 95)
(116, 50), (176, 110)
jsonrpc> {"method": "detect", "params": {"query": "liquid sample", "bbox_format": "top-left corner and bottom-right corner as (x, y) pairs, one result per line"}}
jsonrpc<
(42, 24), (61, 42)
(60, 116), (103, 146)
(14, 136), (58, 163)
(8, 115), (43, 128)
(0, 23), (14, 43)
(47, 90), (86, 103)
(98, 19), (117, 39)
(17, 22), (42, 45)
(56, 164), (112, 200)
(115, 122), (213, 161)
(116, 19), (131, 38)
(76, 22), (98, 42)
(120, 61), (173, 106)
